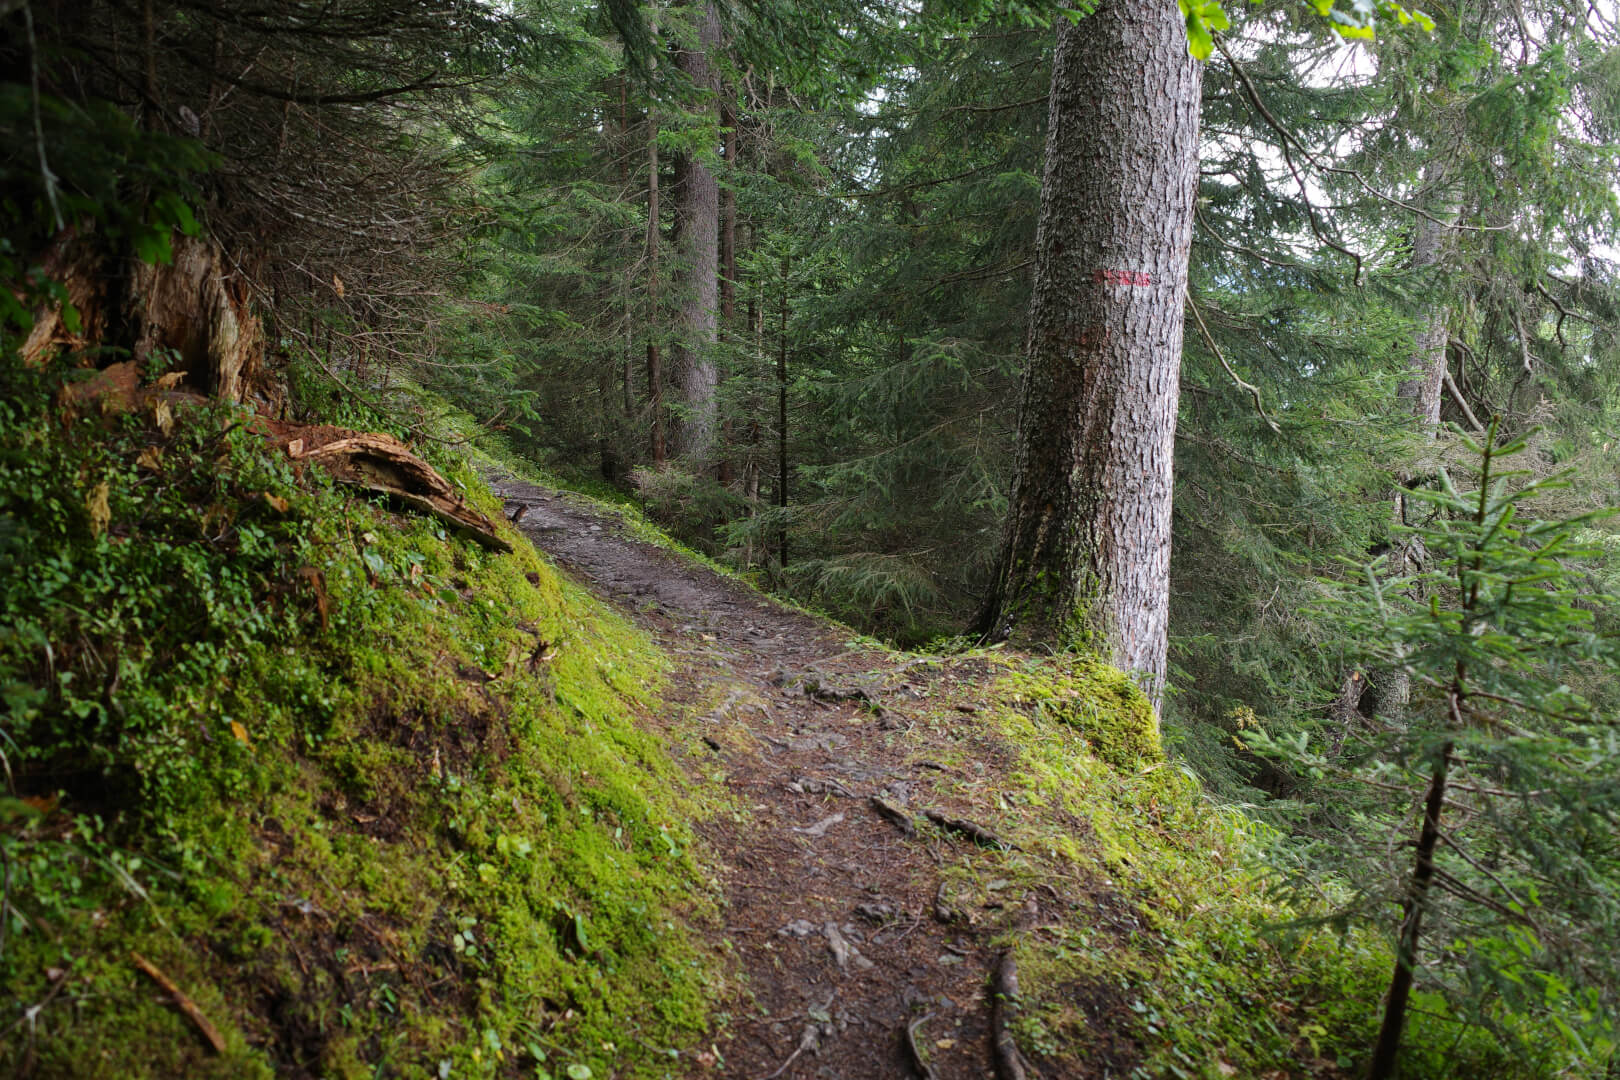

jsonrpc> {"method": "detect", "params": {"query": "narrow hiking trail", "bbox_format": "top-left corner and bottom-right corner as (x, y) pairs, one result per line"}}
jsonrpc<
(488, 476), (1115, 1080)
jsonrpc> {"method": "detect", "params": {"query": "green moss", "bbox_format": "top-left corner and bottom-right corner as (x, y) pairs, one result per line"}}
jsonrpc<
(1, 363), (724, 1078)
(993, 655), (1162, 771)
(981, 666), (1586, 1079)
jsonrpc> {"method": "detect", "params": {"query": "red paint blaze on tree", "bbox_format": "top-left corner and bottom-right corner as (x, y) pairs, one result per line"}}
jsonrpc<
(1092, 268), (1153, 287)
(974, 0), (1203, 713)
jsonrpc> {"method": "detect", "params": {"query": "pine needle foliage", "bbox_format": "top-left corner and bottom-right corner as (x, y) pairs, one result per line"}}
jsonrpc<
(1252, 426), (1620, 1072)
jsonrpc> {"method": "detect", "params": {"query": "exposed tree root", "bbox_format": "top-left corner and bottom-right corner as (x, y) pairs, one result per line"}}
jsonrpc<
(760, 1022), (820, 1080)
(932, 882), (965, 925)
(869, 795), (917, 837)
(922, 809), (1020, 851)
(256, 421), (511, 551)
(904, 1012), (940, 1080)
(990, 950), (1029, 1080)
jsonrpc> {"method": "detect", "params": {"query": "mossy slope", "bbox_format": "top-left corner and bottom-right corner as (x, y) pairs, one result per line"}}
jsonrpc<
(1, 359), (722, 1078)
(5, 350), (1607, 1080)
(887, 651), (1604, 1079)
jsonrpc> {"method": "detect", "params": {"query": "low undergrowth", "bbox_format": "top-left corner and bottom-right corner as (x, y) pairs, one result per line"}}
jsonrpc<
(0, 356), (724, 1078)
(953, 654), (1602, 1079)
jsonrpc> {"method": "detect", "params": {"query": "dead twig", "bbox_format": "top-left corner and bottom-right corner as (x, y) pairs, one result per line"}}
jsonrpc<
(1188, 296), (1281, 434)
(1441, 367), (1486, 434)
(2, 968), (72, 1042)
(131, 951), (228, 1053)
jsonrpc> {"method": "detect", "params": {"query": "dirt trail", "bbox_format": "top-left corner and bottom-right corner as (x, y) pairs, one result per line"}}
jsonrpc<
(490, 476), (1038, 1080)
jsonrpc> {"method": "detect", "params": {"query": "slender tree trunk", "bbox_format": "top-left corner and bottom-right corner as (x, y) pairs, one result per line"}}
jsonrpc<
(720, 102), (737, 324)
(973, 0), (1203, 711)
(777, 252), (789, 568)
(1368, 738), (1453, 1080)
(1396, 214), (1450, 433)
(646, 108), (666, 465)
(1364, 210), (1453, 720)
(669, 0), (721, 466)
(717, 97), (738, 484)
(745, 243), (763, 506)
(621, 77), (635, 419)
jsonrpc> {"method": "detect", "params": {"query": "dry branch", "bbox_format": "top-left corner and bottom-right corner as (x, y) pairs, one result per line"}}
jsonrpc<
(130, 951), (227, 1054)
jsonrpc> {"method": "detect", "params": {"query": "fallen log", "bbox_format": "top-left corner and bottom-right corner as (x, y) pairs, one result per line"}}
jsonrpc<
(255, 420), (511, 552)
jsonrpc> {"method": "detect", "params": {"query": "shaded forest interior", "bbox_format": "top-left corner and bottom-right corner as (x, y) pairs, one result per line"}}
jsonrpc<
(4, 0), (1620, 1077)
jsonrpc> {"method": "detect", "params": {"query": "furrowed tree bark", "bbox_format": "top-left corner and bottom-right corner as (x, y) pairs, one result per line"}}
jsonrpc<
(973, 0), (1202, 712)
(669, 0), (721, 466)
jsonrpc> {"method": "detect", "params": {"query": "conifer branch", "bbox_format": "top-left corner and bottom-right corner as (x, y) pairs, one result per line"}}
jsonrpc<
(1188, 295), (1280, 434)
(1214, 37), (1509, 236)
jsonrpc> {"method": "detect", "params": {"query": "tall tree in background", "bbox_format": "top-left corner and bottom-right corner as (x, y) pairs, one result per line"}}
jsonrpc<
(974, 0), (1203, 710)
(648, 101), (668, 464)
(669, 1), (722, 464)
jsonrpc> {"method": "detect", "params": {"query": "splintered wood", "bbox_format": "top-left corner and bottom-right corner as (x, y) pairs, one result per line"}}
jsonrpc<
(257, 420), (511, 552)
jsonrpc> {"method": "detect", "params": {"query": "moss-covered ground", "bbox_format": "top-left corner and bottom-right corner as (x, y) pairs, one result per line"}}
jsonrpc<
(887, 650), (1602, 1079)
(1, 358), (725, 1078)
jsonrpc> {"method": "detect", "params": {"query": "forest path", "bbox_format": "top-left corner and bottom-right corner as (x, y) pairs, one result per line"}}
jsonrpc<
(488, 475), (1027, 1080)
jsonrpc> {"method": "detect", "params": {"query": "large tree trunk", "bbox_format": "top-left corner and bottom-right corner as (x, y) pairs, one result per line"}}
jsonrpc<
(669, 0), (721, 466)
(974, 0), (1202, 711)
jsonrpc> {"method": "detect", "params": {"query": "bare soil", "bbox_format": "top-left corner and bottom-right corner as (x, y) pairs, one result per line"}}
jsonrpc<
(490, 477), (1124, 1080)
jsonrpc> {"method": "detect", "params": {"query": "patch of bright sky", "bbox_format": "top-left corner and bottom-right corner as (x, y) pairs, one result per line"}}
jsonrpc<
(1206, 2), (1620, 268)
